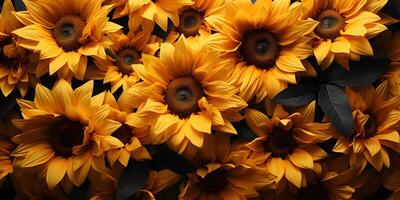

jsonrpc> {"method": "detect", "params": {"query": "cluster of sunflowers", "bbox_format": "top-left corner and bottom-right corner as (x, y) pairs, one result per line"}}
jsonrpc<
(1, 0), (400, 199)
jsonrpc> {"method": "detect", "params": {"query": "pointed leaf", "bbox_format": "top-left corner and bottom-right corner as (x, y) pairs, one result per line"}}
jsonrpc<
(116, 160), (150, 200)
(272, 84), (316, 107)
(318, 85), (353, 138)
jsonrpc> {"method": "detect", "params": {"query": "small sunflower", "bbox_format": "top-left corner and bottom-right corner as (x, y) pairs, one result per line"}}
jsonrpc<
(0, 0), (32, 97)
(375, 31), (400, 96)
(179, 133), (275, 200)
(165, 0), (226, 45)
(11, 80), (124, 190)
(12, 0), (122, 80)
(243, 101), (334, 190)
(332, 82), (400, 171)
(93, 91), (152, 167)
(126, 36), (247, 154)
(111, 0), (193, 31)
(302, 0), (392, 69)
(206, 0), (318, 102)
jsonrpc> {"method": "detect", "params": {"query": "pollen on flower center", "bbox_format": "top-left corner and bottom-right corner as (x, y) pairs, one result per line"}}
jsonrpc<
(116, 48), (140, 75)
(239, 29), (280, 69)
(176, 9), (204, 37)
(264, 129), (297, 158)
(297, 184), (329, 200)
(314, 10), (344, 39)
(49, 118), (84, 157)
(198, 169), (227, 193)
(165, 76), (204, 118)
(53, 15), (86, 51)
(112, 124), (132, 144)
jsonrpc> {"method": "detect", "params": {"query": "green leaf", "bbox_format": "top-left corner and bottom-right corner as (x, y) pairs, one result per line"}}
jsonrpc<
(116, 160), (150, 200)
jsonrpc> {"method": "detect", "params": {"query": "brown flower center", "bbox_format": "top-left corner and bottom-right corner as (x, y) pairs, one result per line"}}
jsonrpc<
(176, 9), (204, 37)
(112, 124), (132, 144)
(360, 113), (378, 138)
(0, 39), (19, 68)
(314, 10), (344, 39)
(49, 118), (84, 157)
(297, 183), (329, 200)
(198, 169), (227, 193)
(116, 48), (140, 75)
(53, 15), (86, 51)
(165, 76), (204, 118)
(264, 129), (297, 158)
(239, 29), (280, 69)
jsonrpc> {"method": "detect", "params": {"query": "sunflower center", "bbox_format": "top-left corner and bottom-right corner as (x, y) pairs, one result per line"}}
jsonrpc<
(297, 183), (329, 200)
(264, 129), (297, 158)
(49, 118), (84, 157)
(112, 124), (132, 144)
(165, 76), (204, 119)
(315, 10), (344, 39)
(116, 48), (140, 75)
(198, 169), (227, 193)
(53, 15), (86, 51)
(363, 114), (378, 138)
(176, 9), (204, 37)
(239, 29), (280, 69)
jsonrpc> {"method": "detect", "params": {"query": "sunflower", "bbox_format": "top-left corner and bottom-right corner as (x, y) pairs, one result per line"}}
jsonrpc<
(93, 91), (152, 167)
(375, 31), (400, 96)
(87, 27), (160, 93)
(126, 36), (247, 154)
(302, 0), (393, 70)
(331, 82), (400, 171)
(243, 101), (334, 190)
(206, 0), (318, 102)
(0, 0), (32, 97)
(111, 0), (193, 31)
(179, 133), (275, 200)
(165, 0), (226, 45)
(88, 166), (181, 199)
(11, 80), (124, 190)
(12, 0), (122, 80)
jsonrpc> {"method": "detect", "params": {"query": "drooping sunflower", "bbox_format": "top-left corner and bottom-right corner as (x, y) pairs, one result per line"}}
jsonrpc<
(87, 28), (160, 93)
(375, 31), (400, 96)
(243, 101), (334, 190)
(93, 91), (152, 167)
(302, 0), (395, 70)
(206, 0), (318, 102)
(111, 0), (193, 31)
(0, 0), (32, 97)
(165, 0), (226, 45)
(126, 36), (247, 154)
(88, 166), (181, 199)
(12, 0), (122, 80)
(331, 82), (400, 171)
(179, 133), (275, 200)
(11, 80), (124, 190)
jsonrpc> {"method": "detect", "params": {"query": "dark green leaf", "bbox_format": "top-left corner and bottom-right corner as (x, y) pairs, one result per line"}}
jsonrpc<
(272, 84), (316, 107)
(116, 160), (150, 200)
(327, 58), (389, 87)
(233, 120), (257, 140)
(318, 85), (353, 138)
(146, 144), (194, 175)
(69, 179), (90, 200)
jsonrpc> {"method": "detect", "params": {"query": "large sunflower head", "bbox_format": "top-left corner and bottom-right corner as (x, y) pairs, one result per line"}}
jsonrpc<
(179, 133), (275, 199)
(302, 0), (393, 70)
(88, 28), (161, 93)
(206, 0), (318, 102)
(126, 36), (247, 154)
(112, 0), (193, 31)
(11, 80), (124, 190)
(243, 101), (334, 190)
(165, 0), (226, 44)
(332, 82), (400, 171)
(0, 0), (32, 97)
(12, 0), (122, 80)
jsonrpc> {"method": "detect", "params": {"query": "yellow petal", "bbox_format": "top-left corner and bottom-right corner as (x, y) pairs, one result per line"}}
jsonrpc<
(284, 161), (302, 188)
(288, 148), (314, 169)
(314, 40), (331, 64)
(349, 36), (373, 55)
(49, 53), (68, 75)
(331, 37), (351, 54)
(153, 114), (180, 135)
(189, 112), (212, 133)
(276, 54), (305, 73)
(46, 157), (67, 189)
